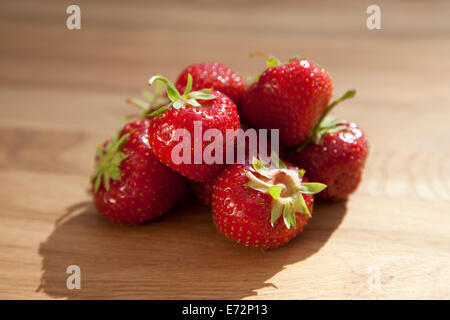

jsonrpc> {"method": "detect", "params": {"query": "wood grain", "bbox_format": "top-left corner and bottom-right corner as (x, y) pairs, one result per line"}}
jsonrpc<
(0, 0), (449, 299)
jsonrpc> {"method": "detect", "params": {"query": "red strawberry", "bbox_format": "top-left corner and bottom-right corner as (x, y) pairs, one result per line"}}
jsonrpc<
(212, 156), (326, 249)
(242, 56), (333, 147)
(288, 121), (368, 201)
(191, 179), (215, 206)
(91, 120), (185, 225)
(287, 90), (369, 201)
(147, 74), (241, 182)
(175, 62), (246, 107)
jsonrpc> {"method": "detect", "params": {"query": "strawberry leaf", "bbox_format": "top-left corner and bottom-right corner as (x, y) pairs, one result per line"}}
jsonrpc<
(298, 182), (327, 194)
(244, 171), (271, 193)
(268, 185), (283, 200)
(295, 193), (311, 218)
(270, 201), (283, 227)
(184, 99), (202, 107)
(299, 168), (306, 178)
(296, 89), (356, 152)
(282, 200), (296, 229)
(141, 90), (154, 103)
(91, 130), (130, 193)
(173, 100), (185, 110)
(188, 91), (217, 100)
(251, 156), (273, 179)
(244, 155), (324, 229)
(148, 74), (216, 117)
(183, 73), (193, 96)
(149, 75), (182, 102)
(266, 57), (279, 67)
(148, 105), (170, 117)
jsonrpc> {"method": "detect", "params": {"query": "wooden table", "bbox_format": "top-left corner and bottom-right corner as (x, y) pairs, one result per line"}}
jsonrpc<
(0, 0), (449, 299)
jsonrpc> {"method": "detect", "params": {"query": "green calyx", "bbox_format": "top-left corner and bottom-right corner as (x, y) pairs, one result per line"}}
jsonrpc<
(312, 116), (349, 144)
(249, 52), (281, 83)
(296, 89), (356, 152)
(249, 53), (305, 83)
(147, 74), (216, 117)
(249, 52), (282, 68)
(125, 82), (170, 120)
(90, 130), (130, 193)
(244, 155), (327, 229)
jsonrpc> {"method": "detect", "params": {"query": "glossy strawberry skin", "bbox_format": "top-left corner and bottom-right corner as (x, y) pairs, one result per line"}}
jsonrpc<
(147, 90), (241, 182)
(93, 120), (186, 225)
(212, 162), (313, 249)
(175, 62), (247, 107)
(287, 123), (369, 201)
(242, 59), (333, 147)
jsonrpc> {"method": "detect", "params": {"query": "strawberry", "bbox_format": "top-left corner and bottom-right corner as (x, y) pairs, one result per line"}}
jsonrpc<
(146, 74), (241, 182)
(175, 62), (247, 107)
(191, 179), (215, 206)
(91, 120), (186, 225)
(242, 56), (334, 147)
(212, 156), (326, 249)
(287, 90), (369, 201)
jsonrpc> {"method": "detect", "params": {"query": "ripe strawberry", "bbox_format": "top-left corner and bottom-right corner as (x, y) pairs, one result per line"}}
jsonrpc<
(147, 74), (241, 182)
(288, 122), (368, 201)
(191, 179), (215, 206)
(212, 156), (326, 249)
(242, 56), (334, 147)
(175, 62), (247, 107)
(91, 120), (185, 225)
(287, 90), (369, 201)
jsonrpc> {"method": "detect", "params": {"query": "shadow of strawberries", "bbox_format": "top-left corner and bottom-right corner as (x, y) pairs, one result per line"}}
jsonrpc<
(37, 197), (347, 299)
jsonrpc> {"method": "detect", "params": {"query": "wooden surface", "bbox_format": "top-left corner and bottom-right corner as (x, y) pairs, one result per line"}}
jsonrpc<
(0, 0), (449, 299)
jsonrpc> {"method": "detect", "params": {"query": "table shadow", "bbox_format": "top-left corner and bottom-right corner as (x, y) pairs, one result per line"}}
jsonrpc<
(37, 197), (347, 299)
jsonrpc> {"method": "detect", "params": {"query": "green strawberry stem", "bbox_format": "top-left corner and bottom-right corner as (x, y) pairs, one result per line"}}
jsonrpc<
(250, 52), (281, 68)
(316, 89), (356, 128)
(124, 86), (170, 120)
(149, 75), (182, 102)
(244, 155), (326, 229)
(249, 53), (307, 83)
(288, 55), (304, 62)
(251, 52), (308, 66)
(249, 52), (282, 82)
(126, 97), (148, 110)
(147, 74), (217, 117)
(296, 89), (356, 152)
(91, 129), (130, 193)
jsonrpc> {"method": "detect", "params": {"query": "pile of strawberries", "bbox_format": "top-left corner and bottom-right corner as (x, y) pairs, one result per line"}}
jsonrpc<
(91, 55), (369, 249)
